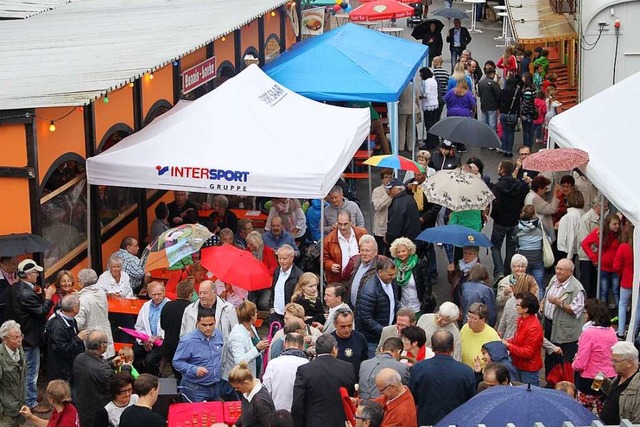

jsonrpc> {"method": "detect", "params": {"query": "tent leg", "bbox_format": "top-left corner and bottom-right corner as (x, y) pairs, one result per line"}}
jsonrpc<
(320, 200), (324, 295)
(411, 80), (416, 160)
(596, 193), (604, 300)
(628, 227), (640, 342)
(387, 101), (399, 176)
(368, 143), (373, 229)
(86, 183), (92, 267)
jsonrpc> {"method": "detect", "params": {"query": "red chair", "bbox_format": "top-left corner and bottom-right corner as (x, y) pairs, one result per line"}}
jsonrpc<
(164, 271), (184, 301)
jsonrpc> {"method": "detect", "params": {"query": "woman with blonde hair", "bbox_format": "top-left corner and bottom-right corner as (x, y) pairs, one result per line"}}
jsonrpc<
(228, 362), (275, 427)
(496, 45), (517, 83)
(49, 269), (76, 317)
(390, 237), (433, 314)
(444, 79), (476, 119)
(497, 273), (539, 339)
(225, 300), (269, 378)
(405, 150), (436, 182)
(291, 272), (324, 324)
(20, 380), (79, 426)
(446, 62), (473, 91)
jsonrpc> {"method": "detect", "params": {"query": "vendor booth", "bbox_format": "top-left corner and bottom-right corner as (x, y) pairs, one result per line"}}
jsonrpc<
(549, 71), (640, 342)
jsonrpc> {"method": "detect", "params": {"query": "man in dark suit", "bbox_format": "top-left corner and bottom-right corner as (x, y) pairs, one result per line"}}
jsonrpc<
(409, 330), (475, 426)
(292, 334), (356, 427)
(268, 244), (303, 324)
(356, 257), (399, 357)
(446, 18), (472, 70)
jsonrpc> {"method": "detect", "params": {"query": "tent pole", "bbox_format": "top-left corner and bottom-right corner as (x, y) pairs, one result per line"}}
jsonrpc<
(86, 183), (92, 267)
(368, 139), (373, 229)
(596, 193), (604, 300)
(320, 200), (324, 295)
(628, 226), (639, 342)
(388, 101), (400, 176)
(411, 80), (416, 160)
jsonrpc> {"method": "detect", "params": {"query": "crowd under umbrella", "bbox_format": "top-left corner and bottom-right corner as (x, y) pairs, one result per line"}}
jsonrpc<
(428, 117), (501, 159)
(423, 167), (495, 212)
(435, 384), (599, 427)
(410, 18), (445, 40)
(142, 223), (212, 272)
(0, 233), (52, 257)
(364, 154), (426, 173)
(522, 147), (589, 172)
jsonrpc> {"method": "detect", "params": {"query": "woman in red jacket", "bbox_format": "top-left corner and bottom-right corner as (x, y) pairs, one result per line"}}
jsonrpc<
(504, 292), (543, 386)
(614, 222), (637, 339)
(496, 45), (518, 84)
(582, 214), (621, 308)
(20, 380), (79, 426)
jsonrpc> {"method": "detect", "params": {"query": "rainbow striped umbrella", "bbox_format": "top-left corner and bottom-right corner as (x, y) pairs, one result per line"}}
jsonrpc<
(364, 154), (426, 173)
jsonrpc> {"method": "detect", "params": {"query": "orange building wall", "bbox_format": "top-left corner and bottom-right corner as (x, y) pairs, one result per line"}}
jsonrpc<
(95, 86), (134, 147)
(142, 64), (174, 119)
(0, 124), (27, 166)
(0, 179), (31, 234)
(181, 47), (208, 71)
(214, 32), (236, 66)
(242, 21), (259, 54)
(35, 107), (86, 185)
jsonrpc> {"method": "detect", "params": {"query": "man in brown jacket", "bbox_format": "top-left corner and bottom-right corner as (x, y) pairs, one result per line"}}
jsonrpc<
(373, 368), (417, 427)
(323, 210), (367, 283)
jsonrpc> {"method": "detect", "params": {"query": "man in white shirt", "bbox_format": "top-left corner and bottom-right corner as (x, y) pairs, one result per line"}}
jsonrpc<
(133, 282), (170, 376)
(319, 283), (350, 334)
(322, 210), (367, 284)
(345, 235), (380, 307)
(268, 245), (303, 326)
(263, 333), (309, 411)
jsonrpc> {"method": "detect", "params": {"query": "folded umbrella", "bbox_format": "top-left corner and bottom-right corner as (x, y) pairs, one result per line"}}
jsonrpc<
(118, 327), (163, 347)
(364, 155), (426, 173)
(0, 233), (52, 257)
(200, 245), (272, 291)
(435, 384), (598, 427)
(431, 7), (470, 20)
(428, 117), (501, 148)
(424, 168), (495, 211)
(411, 18), (445, 39)
(416, 224), (491, 247)
(522, 148), (589, 172)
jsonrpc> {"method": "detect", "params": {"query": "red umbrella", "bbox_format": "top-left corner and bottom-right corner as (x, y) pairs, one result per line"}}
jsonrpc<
(522, 148), (589, 172)
(200, 245), (272, 291)
(349, 0), (414, 21)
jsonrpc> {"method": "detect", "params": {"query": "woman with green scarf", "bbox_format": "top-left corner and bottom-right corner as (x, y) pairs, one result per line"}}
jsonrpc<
(390, 237), (434, 315)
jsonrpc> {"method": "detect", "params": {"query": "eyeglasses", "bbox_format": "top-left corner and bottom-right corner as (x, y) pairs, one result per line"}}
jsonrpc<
(6, 334), (23, 341)
(355, 416), (371, 421)
(117, 387), (133, 395)
(612, 358), (628, 365)
(377, 384), (392, 394)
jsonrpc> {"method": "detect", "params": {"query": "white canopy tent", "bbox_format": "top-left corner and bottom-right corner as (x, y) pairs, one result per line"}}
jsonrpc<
(86, 64), (371, 199)
(549, 71), (640, 342)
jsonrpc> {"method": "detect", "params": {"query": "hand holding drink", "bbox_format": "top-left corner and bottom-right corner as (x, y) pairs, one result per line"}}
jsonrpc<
(591, 371), (605, 391)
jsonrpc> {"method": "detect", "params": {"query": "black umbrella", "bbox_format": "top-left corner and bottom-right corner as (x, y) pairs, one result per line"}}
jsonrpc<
(0, 233), (52, 257)
(411, 19), (445, 40)
(428, 117), (501, 148)
(432, 7), (470, 20)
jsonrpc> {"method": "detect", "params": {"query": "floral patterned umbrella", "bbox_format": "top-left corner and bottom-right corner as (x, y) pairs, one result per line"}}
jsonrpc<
(424, 168), (495, 211)
(142, 223), (212, 272)
(522, 148), (589, 172)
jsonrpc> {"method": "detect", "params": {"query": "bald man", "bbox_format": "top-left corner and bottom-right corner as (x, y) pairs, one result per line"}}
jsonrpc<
(372, 368), (417, 427)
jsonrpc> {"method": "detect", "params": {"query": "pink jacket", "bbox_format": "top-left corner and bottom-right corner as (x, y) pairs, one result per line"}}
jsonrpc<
(572, 326), (618, 379)
(533, 98), (547, 125)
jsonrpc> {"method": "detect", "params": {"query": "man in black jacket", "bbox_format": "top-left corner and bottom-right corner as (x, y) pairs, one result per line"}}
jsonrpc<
(160, 280), (193, 381)
(385, 179), (421, 244)
(477, 67), (501, 133)
(356, 257), (399, 357)
(45, 294), (88, 381)
(268, 244), (303, 325)
(8, 259), (55, 414)
(446, 19), (472, 71)
(490, 161), (526, 279)
(292, 334), (356, 427)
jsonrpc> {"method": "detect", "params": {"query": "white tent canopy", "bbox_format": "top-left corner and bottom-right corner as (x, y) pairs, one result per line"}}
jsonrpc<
(86, 65), (371, 199)
(549, 70), (640, 341)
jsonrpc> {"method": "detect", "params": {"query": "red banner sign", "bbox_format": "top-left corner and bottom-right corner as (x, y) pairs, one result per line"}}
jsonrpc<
(182, 57), (217, 94)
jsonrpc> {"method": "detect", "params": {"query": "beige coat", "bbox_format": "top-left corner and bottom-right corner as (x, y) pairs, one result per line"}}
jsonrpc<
(372, 185), (393, 237)
(76, 286), (115, 358)
(525, 191), (560, 242)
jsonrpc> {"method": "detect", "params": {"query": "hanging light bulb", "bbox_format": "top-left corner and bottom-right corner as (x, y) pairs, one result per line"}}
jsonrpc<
(103, 95), (109, 104)
(77, 106), (84, 113)
(129, 82), (134, 88)
(271, 10), (276, 16)
(149, 72), (154, 80)
(221, 36), (226, 42)
(49, 121), (56, 132)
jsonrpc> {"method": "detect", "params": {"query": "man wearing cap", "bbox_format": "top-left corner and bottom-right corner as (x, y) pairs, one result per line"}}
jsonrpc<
(8, 259), (55, 414)
(429, 140), (460, 171)
(385, 178), (421, 244)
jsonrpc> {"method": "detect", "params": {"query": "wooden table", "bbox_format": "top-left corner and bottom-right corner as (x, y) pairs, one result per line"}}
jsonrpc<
(168, 401), (224, 426)
(108, 297), (145, 315)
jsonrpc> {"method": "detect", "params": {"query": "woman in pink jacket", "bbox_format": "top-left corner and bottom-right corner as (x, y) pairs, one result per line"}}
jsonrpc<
(614, 221), (638, 340)
(582, 214), (621, 307)
(572, 299), (618, 414)
(496, 46), (518, 84)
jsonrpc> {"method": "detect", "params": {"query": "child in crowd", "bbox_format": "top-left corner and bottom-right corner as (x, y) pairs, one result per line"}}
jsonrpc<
(533, 49), (549, 79)
(533, 64), (543, 91)
(543, 87), (561, 144)
(533, 91), (548, 145)
(520, 50), (532, 76)
(117, 346), (140, 379)
(543, 72), (557, 93)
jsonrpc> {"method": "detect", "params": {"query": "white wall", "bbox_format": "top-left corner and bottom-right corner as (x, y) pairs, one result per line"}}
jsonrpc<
(580, 0), (640, 100)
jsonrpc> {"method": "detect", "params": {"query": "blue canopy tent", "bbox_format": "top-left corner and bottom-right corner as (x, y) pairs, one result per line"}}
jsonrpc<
(263, 23), (428, 155)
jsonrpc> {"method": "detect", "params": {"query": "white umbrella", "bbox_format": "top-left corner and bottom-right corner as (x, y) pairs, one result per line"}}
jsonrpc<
(424, 168), (495, 211)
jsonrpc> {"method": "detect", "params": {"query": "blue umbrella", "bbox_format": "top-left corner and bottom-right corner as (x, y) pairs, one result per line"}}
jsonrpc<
(435, 384), (599, 427)
(415, 224), (491, 247)
(432, 8), (470, 20)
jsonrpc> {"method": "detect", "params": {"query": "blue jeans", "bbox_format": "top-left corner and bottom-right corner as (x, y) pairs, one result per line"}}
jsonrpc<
(527, 260), (545, 300)
(491, 224), (516, 278)
(500, 114), (517, 154)
(534, 123), (543, 141)
(24, 347), (40, 408)
(618, 288), (640, 338)
(517, 368), (540, 386)
(481, 110), (498, 132)
(450, 50), (461, 72)
(475, 3), (484, 20)
(180, 379), (222, 403)
(600, 271), (620, 306)
(522, 118), (534, 147)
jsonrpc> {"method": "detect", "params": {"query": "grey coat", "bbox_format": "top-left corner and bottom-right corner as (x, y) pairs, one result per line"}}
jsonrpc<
(0, 343), (26, 419)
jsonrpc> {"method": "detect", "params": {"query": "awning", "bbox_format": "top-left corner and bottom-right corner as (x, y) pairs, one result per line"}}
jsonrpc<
(507, 0), (576, 44)
(0, 0), (69, 19)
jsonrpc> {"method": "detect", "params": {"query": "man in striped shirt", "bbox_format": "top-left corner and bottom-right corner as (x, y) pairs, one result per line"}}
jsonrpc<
(431, 56), (450, 122)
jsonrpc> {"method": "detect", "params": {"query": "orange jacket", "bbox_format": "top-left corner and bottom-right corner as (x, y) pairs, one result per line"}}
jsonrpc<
(322, 226), (367, 283)
(374, 386), (418, 427)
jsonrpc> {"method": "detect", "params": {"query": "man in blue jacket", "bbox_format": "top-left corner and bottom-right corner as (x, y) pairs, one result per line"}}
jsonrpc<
(356, 257), (398, 358)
